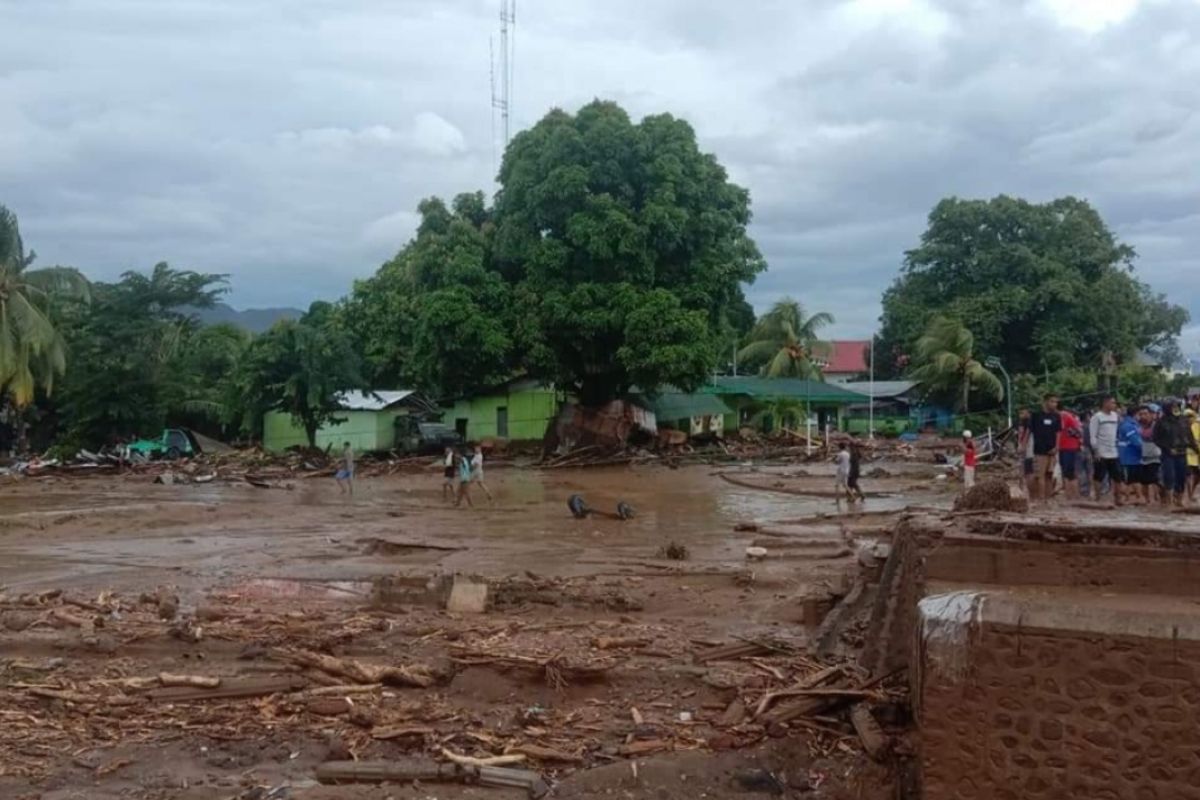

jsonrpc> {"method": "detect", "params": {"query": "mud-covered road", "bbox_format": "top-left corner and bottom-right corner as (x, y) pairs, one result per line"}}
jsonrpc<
(0, 463), (946, 799)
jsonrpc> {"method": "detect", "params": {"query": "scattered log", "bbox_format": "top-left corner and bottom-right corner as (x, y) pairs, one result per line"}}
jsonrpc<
(509, 744), (584, 764)
(372, 724), (435, 740)
(28, 687), (94, 703)
(318, 760), (550, 798)
(850, 704), (889, 761)
(694, 641), (772, 664)
(272, 649), (435, 688)
(630, 707), (644, 725)
(441, 748), (526, 768)
(158, 673), (220, 689)
(618, 739), (673, 756)
(592, 636), (649, 650)
(754, 666), (843, 718)
(148, 675), (305, 702)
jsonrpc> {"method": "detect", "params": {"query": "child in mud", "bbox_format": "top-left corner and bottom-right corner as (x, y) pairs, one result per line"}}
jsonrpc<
(961, 431), (977, 490)
(455, 447), (474, 508)
(847, 442), (866, 503)
(335, 441), (354, 495)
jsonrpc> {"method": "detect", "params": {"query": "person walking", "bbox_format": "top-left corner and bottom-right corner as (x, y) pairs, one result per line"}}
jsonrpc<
(1027, 394), (1062, 502)
(1058, 406), (1083, 499)
(834, 442), (853, 505)
(1153, 399), (1197, 507)
(470, 445), (494, 503)
(1117, 404), (1143, 505)
(335, 441), (355, 496)
(454, 447), (474, 508)
(1088, 396), (1121, 504)
(441, 446), (456, 502)
(846, 442), (866, 503)
(961, 430), (977, 491)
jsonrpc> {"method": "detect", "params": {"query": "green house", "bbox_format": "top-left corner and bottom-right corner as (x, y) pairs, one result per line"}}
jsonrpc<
(445, 379), (563, 443)
(263, 390), (423, 453)
(703, 376), (870, 432)
(634, 390), (735, 437)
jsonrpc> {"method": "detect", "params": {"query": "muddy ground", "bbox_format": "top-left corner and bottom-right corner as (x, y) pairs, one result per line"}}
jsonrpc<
(0, 462), (950, 799)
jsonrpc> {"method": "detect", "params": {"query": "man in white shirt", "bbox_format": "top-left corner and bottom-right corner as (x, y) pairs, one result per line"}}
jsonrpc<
(1088, 396), (1121, 502)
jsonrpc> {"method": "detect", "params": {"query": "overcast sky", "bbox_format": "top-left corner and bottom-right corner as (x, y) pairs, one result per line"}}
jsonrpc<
(3, 0), (1199, 343)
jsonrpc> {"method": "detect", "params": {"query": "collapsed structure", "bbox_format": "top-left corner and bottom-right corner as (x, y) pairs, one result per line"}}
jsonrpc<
(850, 508), (1200, 799)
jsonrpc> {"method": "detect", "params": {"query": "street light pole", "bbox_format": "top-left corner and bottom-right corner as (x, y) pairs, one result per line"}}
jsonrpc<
(868, 337), (875, 440)
(985, 356), (1013, 429)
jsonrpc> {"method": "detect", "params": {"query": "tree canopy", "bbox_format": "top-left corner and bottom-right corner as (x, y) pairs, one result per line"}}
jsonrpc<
(907, 316), (1004, 412)
(877, 196), (1188, 378)
(343, 100), (765, 404)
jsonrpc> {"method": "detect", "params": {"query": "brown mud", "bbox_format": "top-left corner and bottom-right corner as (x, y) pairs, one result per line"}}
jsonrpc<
(0, 464), (913, 799)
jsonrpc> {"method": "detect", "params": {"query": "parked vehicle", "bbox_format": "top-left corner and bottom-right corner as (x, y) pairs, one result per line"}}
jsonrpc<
(125, 429), (197, 460)
(395, 417), (461, 455)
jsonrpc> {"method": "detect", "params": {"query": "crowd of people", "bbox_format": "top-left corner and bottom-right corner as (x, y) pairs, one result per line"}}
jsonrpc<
(1018, 392), (1200, 507)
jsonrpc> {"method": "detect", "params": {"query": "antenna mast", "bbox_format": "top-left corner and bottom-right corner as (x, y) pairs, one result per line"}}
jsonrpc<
(490, 0), (516, 154)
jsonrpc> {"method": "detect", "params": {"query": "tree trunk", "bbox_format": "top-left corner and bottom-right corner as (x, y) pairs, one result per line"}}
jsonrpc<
(304, 421), (318, 449)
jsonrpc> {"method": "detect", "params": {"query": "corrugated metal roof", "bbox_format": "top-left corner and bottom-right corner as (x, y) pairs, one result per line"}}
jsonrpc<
(840, 380), (920, 398)
(705, 377), (869, 404)
(336, 390), (415, 411)
(638, 392), (733, 420)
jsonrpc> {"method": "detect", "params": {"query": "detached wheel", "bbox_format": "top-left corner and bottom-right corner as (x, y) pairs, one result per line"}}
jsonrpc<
(166, 446), (182, 460)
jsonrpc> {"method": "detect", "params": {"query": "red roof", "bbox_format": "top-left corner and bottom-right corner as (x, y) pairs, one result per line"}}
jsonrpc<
(821, 340), (869, 375)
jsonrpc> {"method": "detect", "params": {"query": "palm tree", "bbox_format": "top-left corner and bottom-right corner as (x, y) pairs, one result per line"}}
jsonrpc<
(737, 298), (834, 379)
(0, 205), (90, 408)
(908, 316), (1003, 412)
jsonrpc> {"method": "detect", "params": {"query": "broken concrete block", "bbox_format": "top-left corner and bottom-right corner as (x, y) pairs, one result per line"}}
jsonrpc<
(446, 577), (488, 614)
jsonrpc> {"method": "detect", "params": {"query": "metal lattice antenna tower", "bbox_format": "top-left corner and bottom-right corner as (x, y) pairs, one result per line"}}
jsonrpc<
(490, 0), (516, 157)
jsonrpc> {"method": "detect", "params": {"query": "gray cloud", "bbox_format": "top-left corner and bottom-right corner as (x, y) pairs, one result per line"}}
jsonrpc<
(2, 0), (1199, 349)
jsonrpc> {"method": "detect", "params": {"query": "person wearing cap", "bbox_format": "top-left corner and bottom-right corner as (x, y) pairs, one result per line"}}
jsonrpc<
(1153, 399), (1199, 507)
(961, 430), (977, 490)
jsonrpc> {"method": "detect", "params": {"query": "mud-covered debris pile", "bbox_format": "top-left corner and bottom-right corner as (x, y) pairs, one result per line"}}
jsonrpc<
(953, 478), (1029, 512)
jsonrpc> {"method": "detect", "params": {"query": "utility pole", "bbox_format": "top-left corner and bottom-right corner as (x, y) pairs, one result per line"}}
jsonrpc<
(868, 337), (875, 440)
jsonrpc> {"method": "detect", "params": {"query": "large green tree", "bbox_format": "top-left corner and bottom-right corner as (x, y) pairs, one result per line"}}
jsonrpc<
(227, 305), (364, 447)
(0, 205), (90, 408)
(493, 101), (766, 403)
(737, 298), (834, 378)
(908, 316), (1004, 412)
(877, 196), (1188, 377)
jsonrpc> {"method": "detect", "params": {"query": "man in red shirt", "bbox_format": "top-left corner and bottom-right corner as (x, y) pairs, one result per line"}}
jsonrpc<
(1058, 406), (1084, 499)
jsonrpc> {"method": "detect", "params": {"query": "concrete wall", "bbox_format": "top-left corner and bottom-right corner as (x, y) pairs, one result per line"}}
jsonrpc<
(447, 386), (559, 442)
(918, 594), (1200, 800)
(262, 410), (401, 453)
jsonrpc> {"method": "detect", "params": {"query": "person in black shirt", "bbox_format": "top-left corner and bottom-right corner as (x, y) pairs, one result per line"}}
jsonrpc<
(1024, 393), (1062, 502)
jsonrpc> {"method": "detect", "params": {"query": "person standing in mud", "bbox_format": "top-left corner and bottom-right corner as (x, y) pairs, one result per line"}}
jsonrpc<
(1057, 405), (1083, 499)
(834, 442), (853, 505)
(455, 447), (474, 508)
(846, 442), (866, 503)
(1026, 394), (1062, 502)
(1088, 396), (1121, 504)
(441, 446), (456, 502)
(961, 430), (977, 490)
(1117, 404), (1144, 506)
(335, 441), (355, 496)
(470, 445), (493, 503)
(1153, 399), (1197, 507)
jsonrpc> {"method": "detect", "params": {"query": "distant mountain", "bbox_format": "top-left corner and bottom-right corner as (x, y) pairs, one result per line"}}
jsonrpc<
(190, 303), (303, 333)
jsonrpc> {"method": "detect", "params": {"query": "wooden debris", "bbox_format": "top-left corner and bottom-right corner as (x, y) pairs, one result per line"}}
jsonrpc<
(148, 675), (305, 702)
(618, 739), (673, 756)
(592, 636), (649, 650)
(158, 673), (220, 689)
(509, 743), (584, 763)
(272, 649), (435, 688)
(754, 666), (843, 718)
(695, 640), (772, 664)
(441, 748), (526, 767)
(27, 687), (94, 704)
(850, 704), (889, 761)
(716, 698), (746, 727)
(630, 707), (644, 725)
(372, 724), (435, 740)
(316, 759), (549, 798)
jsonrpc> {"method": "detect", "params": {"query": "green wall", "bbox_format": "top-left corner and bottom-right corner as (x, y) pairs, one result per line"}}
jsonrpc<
(262, 410), (403, 453)
(448, 386), (560, 442)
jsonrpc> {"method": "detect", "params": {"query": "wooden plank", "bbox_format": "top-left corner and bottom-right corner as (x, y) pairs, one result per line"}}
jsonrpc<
(148, 675), (305, 701)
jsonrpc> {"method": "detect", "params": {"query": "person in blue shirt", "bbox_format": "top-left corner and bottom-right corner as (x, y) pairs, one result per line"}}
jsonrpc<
(1117, 405), (1144, 505)
(454, 448), (474, 508)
